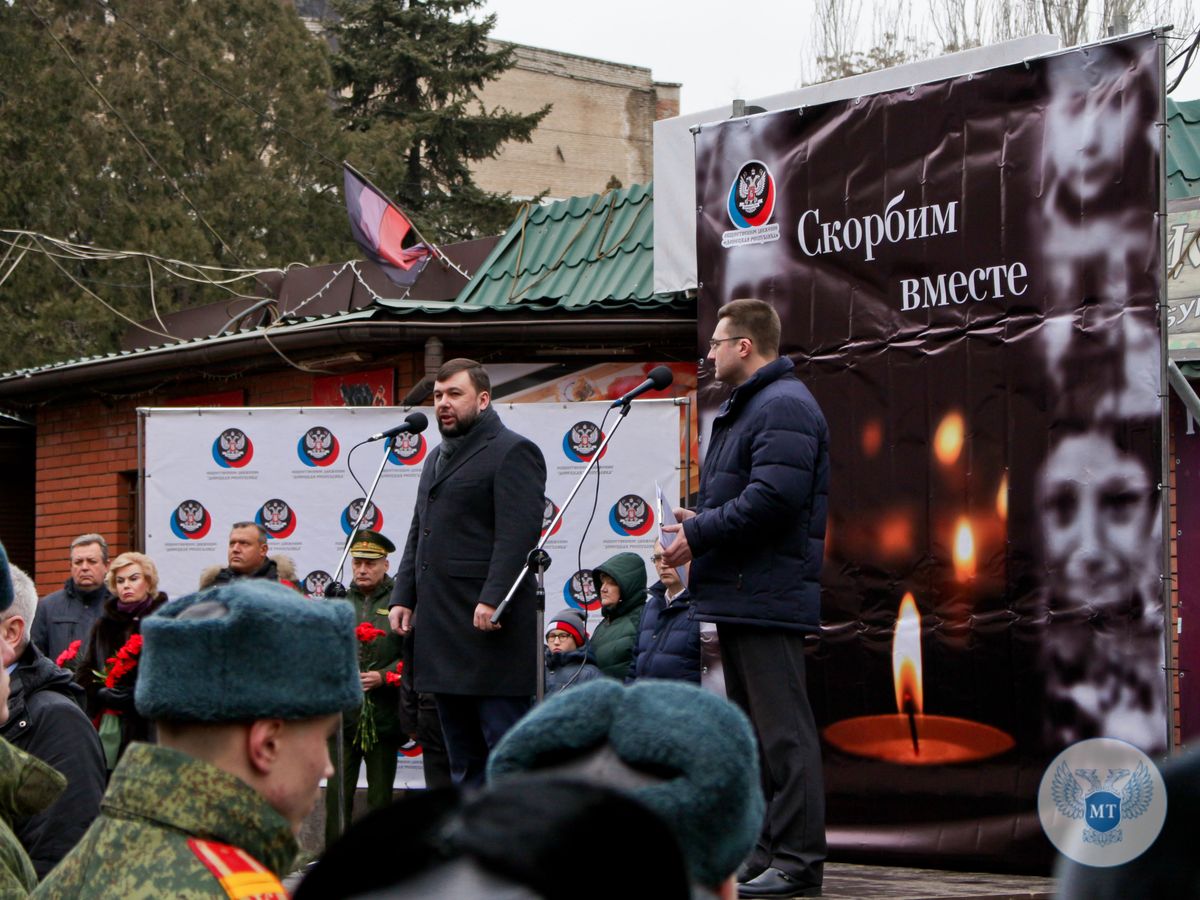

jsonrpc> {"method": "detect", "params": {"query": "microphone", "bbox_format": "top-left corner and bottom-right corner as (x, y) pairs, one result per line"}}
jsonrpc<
(368, 411), (429, 442)
(609, 366), (674, 408)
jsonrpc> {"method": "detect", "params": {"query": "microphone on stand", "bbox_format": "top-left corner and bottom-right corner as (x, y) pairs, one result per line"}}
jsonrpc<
(608, 366), (674, 408)
(367, 411), (429, 442)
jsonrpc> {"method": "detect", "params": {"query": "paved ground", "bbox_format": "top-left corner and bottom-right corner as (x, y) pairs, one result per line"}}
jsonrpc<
(820, 863), (1054, 899)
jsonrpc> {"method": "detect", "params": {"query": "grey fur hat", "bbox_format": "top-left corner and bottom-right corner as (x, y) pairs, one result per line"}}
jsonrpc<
(0, 541), (11, 613)
(486, 678), (764, 887)
(135, 579), (361, 721)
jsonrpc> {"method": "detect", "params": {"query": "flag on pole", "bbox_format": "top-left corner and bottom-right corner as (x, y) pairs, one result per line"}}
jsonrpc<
(343, 163), (431, 285)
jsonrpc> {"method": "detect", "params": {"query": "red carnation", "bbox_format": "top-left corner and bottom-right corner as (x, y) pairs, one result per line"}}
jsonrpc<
(56, 639), (82, 667)
(355, 622), (387, 643)
(104, 633), (144, 689)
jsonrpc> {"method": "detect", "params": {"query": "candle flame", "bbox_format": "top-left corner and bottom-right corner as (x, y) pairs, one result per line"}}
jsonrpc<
(953, 517), (976, 582)
(933, 412), (964, 466)
(861, 419), (883, 458)
(893, 593), (923, 716)
(996, 474), (1008, 521)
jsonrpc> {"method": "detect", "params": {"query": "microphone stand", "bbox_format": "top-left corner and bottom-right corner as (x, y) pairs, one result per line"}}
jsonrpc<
(324, 434), (397, 842)
(490, 400), (635, 703)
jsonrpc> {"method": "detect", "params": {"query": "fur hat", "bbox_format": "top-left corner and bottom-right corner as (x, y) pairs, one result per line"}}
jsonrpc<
(0, 541), (11, 613)
(487, 679), (764, 887)
(135, 579), (361, 721)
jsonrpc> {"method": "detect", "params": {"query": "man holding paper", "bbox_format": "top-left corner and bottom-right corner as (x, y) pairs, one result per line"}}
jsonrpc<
(663, 298), (829, 899)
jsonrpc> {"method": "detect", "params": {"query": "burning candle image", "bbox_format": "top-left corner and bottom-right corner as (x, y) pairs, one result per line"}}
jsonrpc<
(823, 593), (1015, 765)
(952, 517), (976, 582)
(933, 411), (964, 466)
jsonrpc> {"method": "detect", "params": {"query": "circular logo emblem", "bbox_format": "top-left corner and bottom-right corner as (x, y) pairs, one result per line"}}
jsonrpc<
(541, 497), (562, 537)
(302, 570), (333, 599)
(562, 421), (606, 463)
(727, 160), (776, 229)
(1038, 738), (1167, 867)
(256, 498), (298, 539)
(212, 428), (253, 468)
(399, 738), (424, 759)
(388, 432), (428, 467)
(297, 426), (340, 467)
(170, 500), (212, 540)
(342, 498), (384, 535)
(609, 493), (654, 537)
(564, 569), (600, 611)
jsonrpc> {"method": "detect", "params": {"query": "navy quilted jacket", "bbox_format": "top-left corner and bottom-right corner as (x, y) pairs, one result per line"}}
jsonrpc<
(628, 582), (701, 684)
(683, 357), (828, 631)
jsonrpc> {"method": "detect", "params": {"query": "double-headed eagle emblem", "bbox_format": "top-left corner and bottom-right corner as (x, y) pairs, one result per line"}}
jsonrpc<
(1051, 760), (1154, 847)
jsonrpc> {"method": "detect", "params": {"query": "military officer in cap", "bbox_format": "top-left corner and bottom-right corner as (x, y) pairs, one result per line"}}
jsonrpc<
(325, 529), (405, 847)
(33, 579), (360, 899)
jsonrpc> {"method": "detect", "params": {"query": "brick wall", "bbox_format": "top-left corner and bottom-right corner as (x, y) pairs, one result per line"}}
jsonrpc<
(31, 360), (421, 595)
(472, 43), (679, 200)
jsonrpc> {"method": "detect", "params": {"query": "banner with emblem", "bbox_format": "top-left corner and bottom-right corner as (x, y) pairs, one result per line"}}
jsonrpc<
(693, 34), (1166, 868)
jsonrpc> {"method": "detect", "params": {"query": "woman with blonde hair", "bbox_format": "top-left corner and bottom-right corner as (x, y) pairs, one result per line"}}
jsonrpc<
(75, 551), (167, 772)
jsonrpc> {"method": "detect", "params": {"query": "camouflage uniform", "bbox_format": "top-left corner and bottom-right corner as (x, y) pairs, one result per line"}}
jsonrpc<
(326, 574), (403, 846)
(32, 742), (297, 899)
(1, 737), (65, 897)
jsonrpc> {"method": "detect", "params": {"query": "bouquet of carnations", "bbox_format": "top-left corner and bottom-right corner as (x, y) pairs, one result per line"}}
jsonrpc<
(353, 622), (388, 751)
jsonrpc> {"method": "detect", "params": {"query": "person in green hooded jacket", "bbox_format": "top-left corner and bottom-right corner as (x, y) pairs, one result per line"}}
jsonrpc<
(588, 552), (649, 679)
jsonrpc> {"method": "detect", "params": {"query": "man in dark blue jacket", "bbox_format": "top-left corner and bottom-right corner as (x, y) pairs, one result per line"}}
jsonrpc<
(663, 298), (829, 899)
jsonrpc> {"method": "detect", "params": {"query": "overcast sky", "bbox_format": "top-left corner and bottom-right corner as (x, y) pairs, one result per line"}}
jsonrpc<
(480, 0), (1200, 115)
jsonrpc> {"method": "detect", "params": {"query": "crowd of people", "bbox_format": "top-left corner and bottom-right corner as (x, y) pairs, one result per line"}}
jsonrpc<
(1, 305), (836, 899)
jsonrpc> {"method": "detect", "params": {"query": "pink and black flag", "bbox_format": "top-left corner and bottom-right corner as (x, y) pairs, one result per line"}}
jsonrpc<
(343, 163), (431, 285)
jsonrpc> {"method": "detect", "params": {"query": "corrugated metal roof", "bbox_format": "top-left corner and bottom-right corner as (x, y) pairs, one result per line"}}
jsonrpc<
(454, 183), (683, 310)
(1169, 98), (1200, 201)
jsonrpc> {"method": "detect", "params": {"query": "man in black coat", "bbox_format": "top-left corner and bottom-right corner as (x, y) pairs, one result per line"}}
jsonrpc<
(1, 563), (105, 877)
(663, 299), (830, 899)
(389, 358), (547, 786)
(30, 533), (112, 661)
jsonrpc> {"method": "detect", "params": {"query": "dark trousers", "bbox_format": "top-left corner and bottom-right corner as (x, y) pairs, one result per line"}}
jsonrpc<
(417, 692), (453, 789)
(324, 732), (399, 848)
(434, 694), (531, 787)
(717, 623), (826, 884)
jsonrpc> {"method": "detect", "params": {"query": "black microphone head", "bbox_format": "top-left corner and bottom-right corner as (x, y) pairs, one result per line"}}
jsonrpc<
(648, 365), (674, 390)
(406, 411), (429, 433)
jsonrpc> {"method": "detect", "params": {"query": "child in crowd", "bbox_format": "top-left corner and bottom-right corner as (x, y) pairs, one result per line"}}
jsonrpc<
(543, 610), (602, 696)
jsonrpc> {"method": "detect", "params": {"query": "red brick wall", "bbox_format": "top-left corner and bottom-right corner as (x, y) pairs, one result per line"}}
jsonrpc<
(31, 359), (421, 595)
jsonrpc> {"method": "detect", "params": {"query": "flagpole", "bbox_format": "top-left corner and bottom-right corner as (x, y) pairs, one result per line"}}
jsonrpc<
(343, 161), (470, 280)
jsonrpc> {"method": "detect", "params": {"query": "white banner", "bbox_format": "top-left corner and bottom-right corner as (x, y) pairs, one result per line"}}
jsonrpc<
(142, 400), (680, 610)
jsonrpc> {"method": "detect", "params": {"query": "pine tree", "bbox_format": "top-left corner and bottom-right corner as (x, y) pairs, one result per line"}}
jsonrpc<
(0, 0), (354, 370)
(330, 0), (550, 242)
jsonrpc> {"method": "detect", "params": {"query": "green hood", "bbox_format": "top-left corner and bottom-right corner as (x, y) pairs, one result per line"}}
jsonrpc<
(593, 552), (648, 620)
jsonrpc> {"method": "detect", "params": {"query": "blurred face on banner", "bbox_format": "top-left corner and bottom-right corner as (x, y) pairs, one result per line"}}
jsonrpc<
(1038, 431), (1157, 611)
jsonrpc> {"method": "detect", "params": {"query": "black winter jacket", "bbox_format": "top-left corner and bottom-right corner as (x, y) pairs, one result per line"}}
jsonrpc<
(628, 582), (701, 684)
(683, 357), (829, 631)
(29, 580), (111, 662)
(1, 643), (106, 877)
(543, 645), (604, 696)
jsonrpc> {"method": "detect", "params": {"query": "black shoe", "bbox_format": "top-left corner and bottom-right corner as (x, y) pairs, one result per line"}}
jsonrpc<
(736, 861), (767, 884)
(737, 867), (822, 898)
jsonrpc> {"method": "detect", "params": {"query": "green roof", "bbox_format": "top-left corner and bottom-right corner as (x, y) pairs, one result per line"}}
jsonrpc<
(454, 182), (683, 310)
(1169, 98), (1200, 201)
